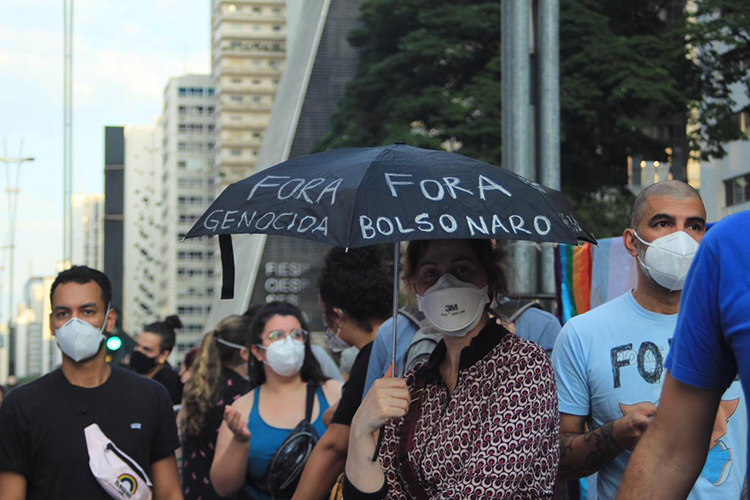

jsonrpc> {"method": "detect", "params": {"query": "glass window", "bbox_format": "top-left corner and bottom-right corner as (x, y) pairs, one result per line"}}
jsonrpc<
(178, 87), (187, 96)
(725, 173), (750, 206)
(231, 149), (242, 156)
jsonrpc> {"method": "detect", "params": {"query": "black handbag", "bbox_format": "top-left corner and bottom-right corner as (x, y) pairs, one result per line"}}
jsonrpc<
(250, 381), (320, 498)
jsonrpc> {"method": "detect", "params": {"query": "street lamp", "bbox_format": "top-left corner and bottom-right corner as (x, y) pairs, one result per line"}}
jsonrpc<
(1, 138), (35, 378)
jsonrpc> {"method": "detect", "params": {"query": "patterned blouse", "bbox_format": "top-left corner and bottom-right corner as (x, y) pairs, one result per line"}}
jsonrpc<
(345, 320), (559, 499)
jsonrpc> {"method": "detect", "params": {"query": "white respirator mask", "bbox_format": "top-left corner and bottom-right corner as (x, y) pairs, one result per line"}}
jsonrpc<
(417, 273), (490, 337)
(259, 336), (305, 377)
(325, 326), (351, 353)
(633, 230), (699, 292)
(55, 305), (110, 362)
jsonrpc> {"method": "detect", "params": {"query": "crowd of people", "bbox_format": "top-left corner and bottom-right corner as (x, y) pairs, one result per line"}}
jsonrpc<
(0, 178), (748, 500)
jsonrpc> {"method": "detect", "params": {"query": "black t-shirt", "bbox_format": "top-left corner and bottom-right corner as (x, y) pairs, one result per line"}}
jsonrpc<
(0, 365), (180, 500)
(331, 342), (373, 426)
(152, 361), (183, 405)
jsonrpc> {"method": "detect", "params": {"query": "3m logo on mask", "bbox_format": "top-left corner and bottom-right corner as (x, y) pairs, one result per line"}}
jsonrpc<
(445, 304), (459, 313)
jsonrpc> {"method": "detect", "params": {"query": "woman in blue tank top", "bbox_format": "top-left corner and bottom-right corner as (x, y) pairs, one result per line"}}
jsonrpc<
(209, 302), (343, 499)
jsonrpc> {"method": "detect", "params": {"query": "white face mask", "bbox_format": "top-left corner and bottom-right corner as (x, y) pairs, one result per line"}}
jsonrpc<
(55, 305), (110, 362)
(259, 336), (305, 377)
(417, 273), (489, 337)
(325, 326), (351, 353)
(634, 230), (700, 291)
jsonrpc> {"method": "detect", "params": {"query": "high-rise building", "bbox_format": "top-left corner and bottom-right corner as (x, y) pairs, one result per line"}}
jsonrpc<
(204, 0), (362, 331)
(71, 194), (105, 270)
(122, 126), (163, 335)
(212, 0), (287, 188)
(161, 75), (217, 360)
(12, 276), (58, 381)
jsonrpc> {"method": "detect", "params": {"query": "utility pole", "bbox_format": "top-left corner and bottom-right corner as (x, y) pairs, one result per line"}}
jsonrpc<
(63, 0), (74, 267)
(501, 0), (560, 298)
(1, 139), (35, 378)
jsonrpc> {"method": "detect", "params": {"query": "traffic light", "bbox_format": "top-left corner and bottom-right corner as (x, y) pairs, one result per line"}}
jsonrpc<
(105, 330), (134, 365)
(106, 335), (123, 351)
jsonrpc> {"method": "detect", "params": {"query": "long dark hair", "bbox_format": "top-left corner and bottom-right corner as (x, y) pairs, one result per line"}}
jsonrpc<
(182, 315), (251, 436)
(248, 302), (328, 389)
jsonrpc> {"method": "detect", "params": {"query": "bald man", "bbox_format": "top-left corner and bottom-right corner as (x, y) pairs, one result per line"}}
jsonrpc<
(551, 181), (746, 499)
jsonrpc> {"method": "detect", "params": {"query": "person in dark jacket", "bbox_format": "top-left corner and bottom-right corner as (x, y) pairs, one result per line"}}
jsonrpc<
(131, 315), (184, 405)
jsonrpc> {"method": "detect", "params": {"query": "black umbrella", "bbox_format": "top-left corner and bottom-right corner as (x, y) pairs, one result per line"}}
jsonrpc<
(186, 144), (596, 373)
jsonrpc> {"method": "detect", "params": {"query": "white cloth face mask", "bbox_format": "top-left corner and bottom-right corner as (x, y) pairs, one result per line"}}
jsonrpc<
(416, 273), (490, 337)
(633, 230), (700, 291)
(55, 305), (110, 362)
(325, 326), (351, 353)
(259, 335), (305, 377)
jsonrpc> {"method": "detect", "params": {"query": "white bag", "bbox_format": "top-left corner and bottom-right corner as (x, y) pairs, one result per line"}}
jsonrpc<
(84, 423), (154, 500)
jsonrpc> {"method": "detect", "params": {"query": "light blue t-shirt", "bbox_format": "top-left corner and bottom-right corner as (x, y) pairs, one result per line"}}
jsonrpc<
(552, 291), (746, 500)
(363, 314), (419, 397)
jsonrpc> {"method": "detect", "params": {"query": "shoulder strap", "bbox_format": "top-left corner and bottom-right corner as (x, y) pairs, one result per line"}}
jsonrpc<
(305, 381), (316, 423)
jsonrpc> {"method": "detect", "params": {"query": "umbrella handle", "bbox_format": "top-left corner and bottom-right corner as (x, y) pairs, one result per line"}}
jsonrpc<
(392, 242), (400, 378)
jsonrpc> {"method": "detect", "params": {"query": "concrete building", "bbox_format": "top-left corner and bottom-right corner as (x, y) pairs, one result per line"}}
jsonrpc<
(104, 126), (126, 324)
(212, 0), (288, 188)
(71, 194), (105, 270)
(204, 0), (362, 331)
(161, 75), (218, 360)
(11, 276), (58, 381)
(122, 126), (163, 335)
(700, 102), (750, 221)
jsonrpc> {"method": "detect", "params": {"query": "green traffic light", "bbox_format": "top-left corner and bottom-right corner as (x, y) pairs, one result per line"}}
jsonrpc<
(106, 336), (123, 351)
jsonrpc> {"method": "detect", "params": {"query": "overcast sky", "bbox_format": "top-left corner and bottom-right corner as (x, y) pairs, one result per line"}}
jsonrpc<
(0, 0), (211, 321)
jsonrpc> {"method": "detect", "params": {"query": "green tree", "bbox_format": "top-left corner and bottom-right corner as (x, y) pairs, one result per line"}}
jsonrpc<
(687, 0), (750, 159)
(321, 0), (749, 226)
(318, 0), (503, 164)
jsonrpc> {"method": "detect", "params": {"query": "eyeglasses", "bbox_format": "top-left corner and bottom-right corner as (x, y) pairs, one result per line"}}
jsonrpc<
(264, 328), (308, 343)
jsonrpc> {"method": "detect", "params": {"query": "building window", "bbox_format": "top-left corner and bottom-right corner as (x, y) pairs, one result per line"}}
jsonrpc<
(725, 173), (750, 207)
(231, 95), (243, 102)
(178, 105), (187, 114)
(178, 161), (187, 169)
(208, 88), (215, 97)
(179, 87), (187, 96)
(231, 148), (242, 156)
(272, 25), (281, 32)
(208, 106), (215, 115)
(231, 78), (242, 84)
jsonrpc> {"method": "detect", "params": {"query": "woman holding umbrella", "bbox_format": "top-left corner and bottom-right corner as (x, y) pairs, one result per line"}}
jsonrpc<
(343, 238), (559, 499)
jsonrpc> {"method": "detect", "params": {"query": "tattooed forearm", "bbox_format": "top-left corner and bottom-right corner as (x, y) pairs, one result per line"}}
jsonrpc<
(558, 421), (623, 480)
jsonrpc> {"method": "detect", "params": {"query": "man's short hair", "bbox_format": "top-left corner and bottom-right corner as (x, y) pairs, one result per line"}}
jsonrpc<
(631, 180), (703, 230)
(50, 266), (112, 308)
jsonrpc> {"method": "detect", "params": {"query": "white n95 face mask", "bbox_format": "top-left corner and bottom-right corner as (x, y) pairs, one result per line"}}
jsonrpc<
(55, 305), (110, 362)
(260, 336), (305, 377)
(416, 273), (490, 337)
(634, 230), (699, 291)
(325, 326), (351, 353)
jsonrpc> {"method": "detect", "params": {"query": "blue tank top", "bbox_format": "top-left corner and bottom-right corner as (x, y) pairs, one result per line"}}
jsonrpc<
(243, 385), (330, 500)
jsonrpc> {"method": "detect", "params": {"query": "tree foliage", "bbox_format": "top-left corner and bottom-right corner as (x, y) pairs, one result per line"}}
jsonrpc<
(688, 0), (750, 159)
(318, 0), (503, 164)
(320, 0), (750, 210)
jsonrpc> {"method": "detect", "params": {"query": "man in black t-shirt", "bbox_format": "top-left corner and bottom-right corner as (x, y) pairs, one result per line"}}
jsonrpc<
(0, 266), (183, 500)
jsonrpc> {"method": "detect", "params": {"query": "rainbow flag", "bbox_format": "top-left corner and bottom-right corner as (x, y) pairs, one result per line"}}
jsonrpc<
(555, 237), (638, 324)
(555, 243), (593, 323)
